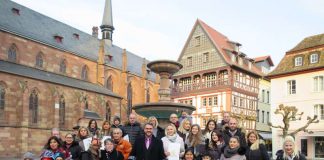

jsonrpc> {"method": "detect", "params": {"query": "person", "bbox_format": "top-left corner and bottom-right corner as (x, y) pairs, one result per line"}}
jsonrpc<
(99, 120), (112, 139)
(123, 113), (143, 146)
(111, 116), (125, 136)
(220, 136), (246, 160)
(205, 130), (222, 160)
(148, 116), (165, 140)
(40, 136), (69, 159)
(52, 128), (64, 145)
(185, 124), (205, 157)
(100, 138), (124, 160)
(275, 136), (306, 160)
(88, 119), (100, 137)
(183, 148), (196, 160)
(217, 112), (231, 131)
(111, 128), (132, 160)
(162, 124), (185, 158)
(200, 152), (213, 160)
(72, 125), (80, 140)
(81, 138), (101, 160)
(203, 119), (217, 141)
(77, 126), (90, 151)
(53, 152), (65, 160)
(63, 133), (82, 160)
(179, 111), (192, 124)
(170, 113), (180, 129)
(178, 118), (192, 143)
(23, 152), (36, 160)
(129, 123), (165, 160)
(245, 131), (269, 160)
(222, 118), (247, 149)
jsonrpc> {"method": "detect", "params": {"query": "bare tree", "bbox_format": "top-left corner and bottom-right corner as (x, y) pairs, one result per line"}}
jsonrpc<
(268, 104), (319, 137)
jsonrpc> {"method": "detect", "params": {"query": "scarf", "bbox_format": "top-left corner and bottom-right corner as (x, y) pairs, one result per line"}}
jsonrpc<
(167, 134), (178, 143)
(223, 146), (239, 158)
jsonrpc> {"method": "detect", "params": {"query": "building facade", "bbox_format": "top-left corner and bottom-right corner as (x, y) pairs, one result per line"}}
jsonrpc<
(171, 19), (263, 130)
(0, 0), (159, 158)
(268, 33), (324, 159)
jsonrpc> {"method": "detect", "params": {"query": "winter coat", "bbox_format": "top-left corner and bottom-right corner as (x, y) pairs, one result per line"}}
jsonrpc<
(162, 135), (185, 157)
(207, 145), (222, 160)
(222, 128), (247, 149)
(220, 146), (246, 160)
(245, 141), (269, 160)
(154, 126), (165, 140)
(275, 150), (306, 160)
(130, 135), (166, 160)
(100, 149), (124, 160)
(81, 146), (100, 160)
(115, 138), (132, 160)
(123, 122), (143, 146)
(63, 141), (82, 160)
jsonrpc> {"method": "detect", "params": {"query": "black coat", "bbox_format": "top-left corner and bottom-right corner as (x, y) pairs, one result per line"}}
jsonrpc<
(245, 143), (269, 160)
(63, 141), (82, 160)
(155, 126), (165, 140)
(123, 122), (143, 146)
(100, 149), (124, 160)
(130, 135), (165, 160)
(222, 128), (247, 149)
(275, 150), (306, 160)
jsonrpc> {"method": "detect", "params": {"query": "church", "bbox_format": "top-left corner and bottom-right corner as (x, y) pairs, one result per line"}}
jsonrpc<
(0, 0), (159, 157)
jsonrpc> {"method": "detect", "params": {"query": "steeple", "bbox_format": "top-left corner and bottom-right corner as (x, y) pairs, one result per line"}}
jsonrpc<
(100, 0), (114, 46)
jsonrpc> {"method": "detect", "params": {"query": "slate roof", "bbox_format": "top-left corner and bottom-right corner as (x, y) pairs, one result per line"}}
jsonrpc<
(288, 33), (324, 53)
(268, 34), (324, 78)
(0, 0), (156, 81)
(0, 60), (121, 98)
(84, 109), (102, 120)
(253, 55), (274, 66)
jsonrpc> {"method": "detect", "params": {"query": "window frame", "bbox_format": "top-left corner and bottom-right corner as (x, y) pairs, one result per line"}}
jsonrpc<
(294, 57), (303, 66)
(313, 76), (324, 92)
(310, 53), (319, 64)
(287, 80), (296, 95)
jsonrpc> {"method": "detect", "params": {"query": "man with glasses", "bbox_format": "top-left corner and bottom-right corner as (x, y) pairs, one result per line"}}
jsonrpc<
(112, 128), (132, 160)
(169, 113), (180, 129)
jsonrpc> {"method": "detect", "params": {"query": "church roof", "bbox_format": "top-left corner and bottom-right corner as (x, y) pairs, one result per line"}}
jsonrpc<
(0, 0), (156, 81)
(0, 60), (121, 98)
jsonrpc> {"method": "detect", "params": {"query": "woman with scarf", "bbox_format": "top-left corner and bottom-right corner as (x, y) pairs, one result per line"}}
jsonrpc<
(40, 136), (69, 159)
(99, 120), (112, 139)
(63, 133), (82, 160)
(185, 124), (205, 158)
(275, 136), (306, 160)
(178, 118), (192, 144)
(88, 119), (100, 137)
(162, 124), (185, 158)
(100, 138), (124, 160)
(203, 120), (217, 142)
(77, 126), (90, 151)
(245, 131), (269, 160)
(220, 136), (246, 160)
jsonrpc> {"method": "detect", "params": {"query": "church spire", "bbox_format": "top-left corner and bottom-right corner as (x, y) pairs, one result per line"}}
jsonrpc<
(100, 0), (114, 46)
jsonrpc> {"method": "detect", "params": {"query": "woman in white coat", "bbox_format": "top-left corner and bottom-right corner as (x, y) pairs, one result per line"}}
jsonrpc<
(162, 124), (185, 159)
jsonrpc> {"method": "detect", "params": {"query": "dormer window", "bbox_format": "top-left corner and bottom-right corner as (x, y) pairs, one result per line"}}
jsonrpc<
(310, 53), (319, 64)
(54, 35), (63, 43)
(73, 33), (79, 40)
(12, 8), (20, 15)
(294, 57), (303, 66)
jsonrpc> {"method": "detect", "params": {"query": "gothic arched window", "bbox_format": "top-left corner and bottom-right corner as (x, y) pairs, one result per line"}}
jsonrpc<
(106, 76), (113, 91)
(36, 53), (44, 68)
(8, 44), (17, 62)
(29, 89), (38, 124)
(106, 102), (111, 121)
(81, 65), (88, 80)
(127, 83), (132, 116)
(59, 59), (67, 73)
(146, 89), (150, 103)
(59, 95), (65, 127)
(0, 85), (5, 117)
(84, 97), (88, 109)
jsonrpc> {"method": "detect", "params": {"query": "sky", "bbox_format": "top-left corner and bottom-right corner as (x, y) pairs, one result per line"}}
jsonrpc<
(12, 0), (324, 67)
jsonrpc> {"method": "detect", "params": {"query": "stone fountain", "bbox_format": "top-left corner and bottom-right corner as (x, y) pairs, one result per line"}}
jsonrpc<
(133, 60), (196, 127)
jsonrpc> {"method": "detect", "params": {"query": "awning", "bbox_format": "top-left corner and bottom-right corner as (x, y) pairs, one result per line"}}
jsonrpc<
(259, 132), (272, 140)
(299, 132), (324, 137)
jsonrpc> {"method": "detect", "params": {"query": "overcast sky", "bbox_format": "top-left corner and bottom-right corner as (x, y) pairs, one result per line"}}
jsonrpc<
(12, 0), (324, 67)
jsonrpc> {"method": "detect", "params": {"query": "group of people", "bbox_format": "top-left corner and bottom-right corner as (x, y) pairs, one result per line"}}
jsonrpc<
(24, 111), (306, 160)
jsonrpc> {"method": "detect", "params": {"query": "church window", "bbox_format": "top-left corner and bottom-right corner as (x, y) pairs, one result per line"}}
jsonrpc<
(106, 76), (113, 91)
(0, 85), (5, 118)
(59, 59), (67, 73)
(59, 95), (65, 127)
(8, 44), (17, 62)
(81, 65), (88, 80)
(36, 53), (44, 68)
(127, 83), (133, 116)
(106, 102), (111, 121)
(29, 89), (38, 124)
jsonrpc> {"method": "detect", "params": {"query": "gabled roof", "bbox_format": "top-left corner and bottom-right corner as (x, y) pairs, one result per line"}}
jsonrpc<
(0, 60), (122, 98)
(253, 55), (274, 66)
(288, 33), (324, 53)
(177, 19), (263, 77)
(0, 0), (156, 81)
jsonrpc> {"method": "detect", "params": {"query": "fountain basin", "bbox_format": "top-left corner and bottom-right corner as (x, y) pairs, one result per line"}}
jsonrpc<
(147, 60), (183, 74)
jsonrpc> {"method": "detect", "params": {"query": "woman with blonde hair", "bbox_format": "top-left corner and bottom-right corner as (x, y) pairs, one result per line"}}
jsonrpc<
(185, 124), (205, 157)
(99, 120), (111, 139)
(276, 136), (306, 160)
(147, 116), (165, 139)
(178, 118), (192, 143)
(76, 126), (90, 151)
(162, 124), (185, 158)
(245, 130), (269, 160)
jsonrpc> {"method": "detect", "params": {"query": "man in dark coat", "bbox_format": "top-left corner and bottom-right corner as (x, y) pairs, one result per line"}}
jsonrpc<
(129, 123), (165, 160)
(123, 113), (143, 146)
(217, 112), (231, 131)
(222, 118), (247, 149)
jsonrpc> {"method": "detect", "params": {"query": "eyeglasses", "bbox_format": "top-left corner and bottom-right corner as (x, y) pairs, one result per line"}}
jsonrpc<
(65, 137), (73, 139)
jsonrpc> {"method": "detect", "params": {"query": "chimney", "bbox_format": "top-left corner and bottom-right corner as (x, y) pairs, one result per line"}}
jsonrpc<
(92, 26), (99, 38)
